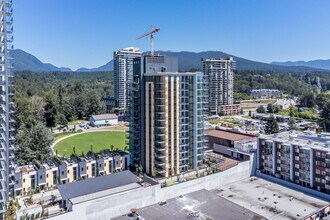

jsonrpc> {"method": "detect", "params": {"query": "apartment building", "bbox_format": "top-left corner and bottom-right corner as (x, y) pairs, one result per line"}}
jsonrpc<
(129, 55), (207, 178)
(113, 47), (142, 114)
(251, 89), (281, 99)
(202, 57), (240, 115)
(13, 152), (130, 197)
(0, 0), (14, 217)
(257, 131), (330, 194)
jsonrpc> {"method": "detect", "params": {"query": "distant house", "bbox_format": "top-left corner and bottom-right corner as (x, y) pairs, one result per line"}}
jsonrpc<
(89, 114), (118, 127)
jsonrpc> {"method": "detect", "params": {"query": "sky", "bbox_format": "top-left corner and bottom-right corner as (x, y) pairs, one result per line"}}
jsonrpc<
(14, 0), (330, 70)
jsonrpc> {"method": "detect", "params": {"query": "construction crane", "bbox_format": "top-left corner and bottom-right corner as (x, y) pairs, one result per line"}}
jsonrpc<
(136, 26), (160, 56)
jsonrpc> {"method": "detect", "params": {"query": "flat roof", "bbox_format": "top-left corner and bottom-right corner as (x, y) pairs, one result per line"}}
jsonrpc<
(58, 170), (140, 201)
(143, 72), (202, 77)
(259, 131), (330, 152)
(91, 114), (118, 120)
(114, 189), (263, 220)
(215, 177), (328, 220)
(206, 129), (255, 141)
(70, 183), (141, 205)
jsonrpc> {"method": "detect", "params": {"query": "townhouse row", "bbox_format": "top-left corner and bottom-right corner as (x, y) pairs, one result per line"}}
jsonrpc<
(13, 150), (130, 197)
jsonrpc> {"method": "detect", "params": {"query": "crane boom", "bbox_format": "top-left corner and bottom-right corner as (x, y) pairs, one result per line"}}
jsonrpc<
(136, 26), (160, 56)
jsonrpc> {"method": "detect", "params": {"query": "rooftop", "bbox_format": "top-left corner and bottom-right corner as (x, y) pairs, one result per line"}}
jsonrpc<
(114, 189), (263, 220)
(206, 129), (256, 142)
(202, 57), (235, 62)
(215, 177), (328, 220)
(121, 47), (140, 52)
(58, 170), (140, 202)
(16, 165), (35, 174)
(259, 131), (330, 152)
(91, 113), (118, 120)
(251, 89), (280, 92)
(143, 71), (202, 77)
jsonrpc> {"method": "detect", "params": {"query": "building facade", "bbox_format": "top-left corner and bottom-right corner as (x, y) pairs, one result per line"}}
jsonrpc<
(257, 131), (330, 194)
(251, 89), (281, 99)
(129, 55), (207, 178)
(113, 47), (142, 113)
(0, 0), (14, 217)
(207, 128), (257, 160)
(202, 57), (239, 115)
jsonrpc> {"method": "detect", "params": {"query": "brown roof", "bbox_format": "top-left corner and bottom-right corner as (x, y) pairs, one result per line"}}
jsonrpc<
(91, 114), (118, 120)
(206, 129), (255, 142)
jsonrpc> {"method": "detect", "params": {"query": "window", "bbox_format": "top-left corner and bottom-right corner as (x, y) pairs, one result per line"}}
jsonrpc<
(46, 174), (48, 178)
(23, 179), (25, 183)
(295, 164), (299, 169)
(40, 175), (43, 180)
(295, 156), (300, 161)
(87, 166), (88, 170)
(295, 172), (299, 176)
(315, 178), (321, 183)
(61, 171), (64, 175)
(67, 170), (70, 174)
(81, 167), (84, 171)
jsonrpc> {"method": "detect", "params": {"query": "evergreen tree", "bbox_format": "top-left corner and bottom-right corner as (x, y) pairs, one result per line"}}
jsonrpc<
(256, 105), (266, 113)
(320, 101), (330, 132)
(265, 115), (279, 134)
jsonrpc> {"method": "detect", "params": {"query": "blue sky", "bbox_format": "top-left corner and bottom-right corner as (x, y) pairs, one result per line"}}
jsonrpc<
(15, 0), (330, 70)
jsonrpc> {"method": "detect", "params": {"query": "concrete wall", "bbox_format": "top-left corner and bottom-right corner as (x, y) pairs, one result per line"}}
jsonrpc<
(214, 144), (231, 156)
(256, 171), (330, 201)
(50, 160), (252, 220)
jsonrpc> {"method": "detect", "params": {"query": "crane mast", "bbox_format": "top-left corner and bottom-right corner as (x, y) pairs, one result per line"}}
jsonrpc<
(136, 26), (160, 56)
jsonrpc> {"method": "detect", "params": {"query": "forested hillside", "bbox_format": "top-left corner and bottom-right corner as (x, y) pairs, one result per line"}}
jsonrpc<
(234, 70), (330, 100)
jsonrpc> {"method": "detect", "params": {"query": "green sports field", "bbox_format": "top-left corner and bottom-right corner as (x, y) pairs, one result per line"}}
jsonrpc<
(54, 131), (127, 157)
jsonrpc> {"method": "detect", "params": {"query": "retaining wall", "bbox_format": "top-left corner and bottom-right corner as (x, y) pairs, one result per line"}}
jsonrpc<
(51, 160), (252, 220)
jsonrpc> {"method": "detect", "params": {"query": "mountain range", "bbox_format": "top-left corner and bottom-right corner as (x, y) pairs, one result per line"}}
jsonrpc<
(11, 49), (330, 73)
(272, 60), (330, 71)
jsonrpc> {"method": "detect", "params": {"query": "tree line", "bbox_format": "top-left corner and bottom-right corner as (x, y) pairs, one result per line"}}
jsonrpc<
(14, 71), (113, 165)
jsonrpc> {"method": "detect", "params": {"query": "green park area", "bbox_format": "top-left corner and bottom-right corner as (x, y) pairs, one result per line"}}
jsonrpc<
(54, 131), (128, 157)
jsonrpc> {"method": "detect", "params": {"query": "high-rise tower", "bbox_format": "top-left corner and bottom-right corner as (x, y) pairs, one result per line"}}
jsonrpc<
(203, 57), (240, 115)
(129, 55), (207, 177)
(113, 47), (142, 115)
(0, 0), (14, 217)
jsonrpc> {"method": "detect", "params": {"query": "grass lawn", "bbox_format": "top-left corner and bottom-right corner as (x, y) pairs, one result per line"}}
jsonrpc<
(54, 131), (127, 157)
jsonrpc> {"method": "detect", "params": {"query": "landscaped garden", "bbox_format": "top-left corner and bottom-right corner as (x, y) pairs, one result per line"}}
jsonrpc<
(54, 131), (128, 157)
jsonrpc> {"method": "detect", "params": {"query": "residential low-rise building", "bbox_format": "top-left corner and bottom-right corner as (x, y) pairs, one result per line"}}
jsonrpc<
(207, 128), (257, 160)
(251, 89), (280, 99)
(257, 131), (330, 194)
(13, 151), (130, 196)
(89, 114), (118, 127)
